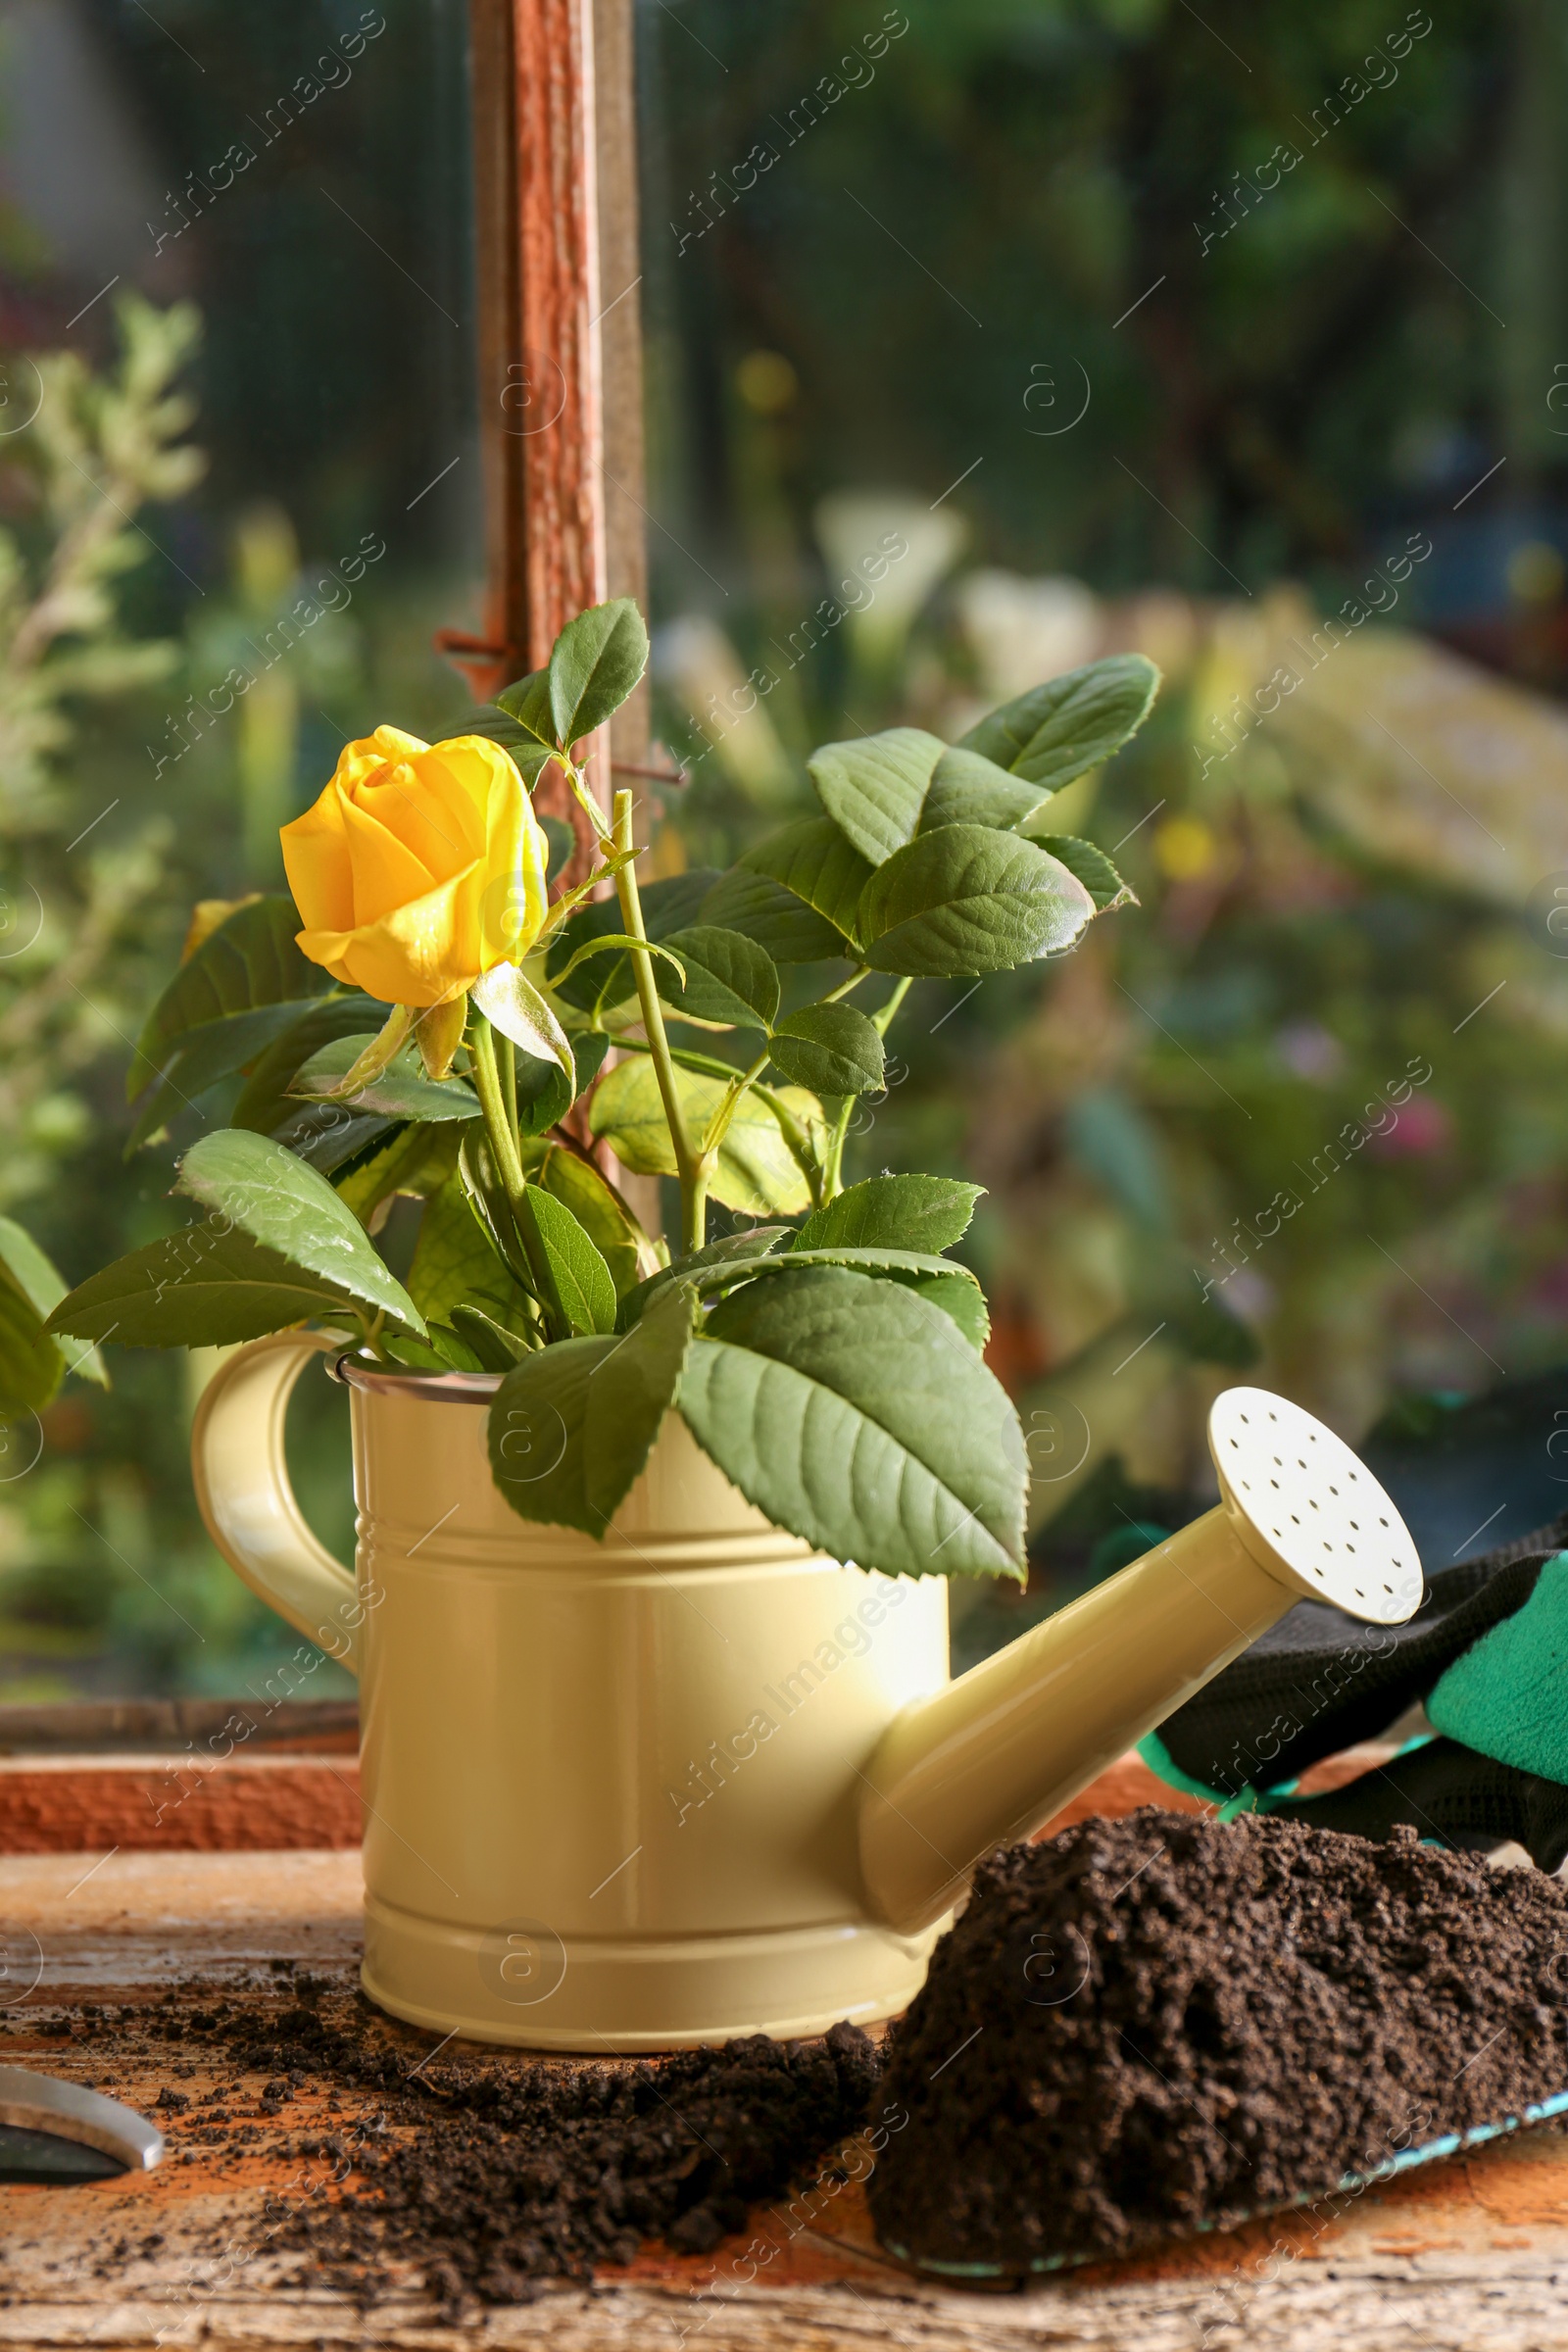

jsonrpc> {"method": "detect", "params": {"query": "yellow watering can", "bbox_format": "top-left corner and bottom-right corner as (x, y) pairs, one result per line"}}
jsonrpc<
(193, 1341), (1421, 2049)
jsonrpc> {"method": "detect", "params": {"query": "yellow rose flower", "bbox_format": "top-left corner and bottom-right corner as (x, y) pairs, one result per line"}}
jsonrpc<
(280, 726), (550, 1006)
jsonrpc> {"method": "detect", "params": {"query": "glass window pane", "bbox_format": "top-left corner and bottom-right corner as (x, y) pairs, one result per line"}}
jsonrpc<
(0, 0), (483, 1699)
(635, 0), (1568, 1614)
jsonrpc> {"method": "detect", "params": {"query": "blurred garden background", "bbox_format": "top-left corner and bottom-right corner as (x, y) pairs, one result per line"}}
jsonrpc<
(4, 0), (1568, 1695)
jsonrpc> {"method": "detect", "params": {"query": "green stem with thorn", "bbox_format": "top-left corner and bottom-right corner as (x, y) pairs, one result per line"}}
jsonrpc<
(820, 976), (910, 1200)
(468, 1010), (567, 1339)
(611, 788), (707, 1251)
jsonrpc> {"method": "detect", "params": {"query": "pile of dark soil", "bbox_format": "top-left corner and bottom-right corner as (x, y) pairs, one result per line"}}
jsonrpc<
(868, 1807), (1568, 2274)
(219, 1996), (880, 2303)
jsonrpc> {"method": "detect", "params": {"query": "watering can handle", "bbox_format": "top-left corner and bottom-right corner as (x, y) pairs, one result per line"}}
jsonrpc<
(189, 1332), (363, 1677)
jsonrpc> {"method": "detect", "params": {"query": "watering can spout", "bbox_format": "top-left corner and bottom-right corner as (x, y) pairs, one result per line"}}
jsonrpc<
(858, 1387), (1424, 1936)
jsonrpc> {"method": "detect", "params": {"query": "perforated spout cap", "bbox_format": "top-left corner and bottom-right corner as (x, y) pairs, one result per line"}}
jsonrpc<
(1209, 1386), (1423, 1626)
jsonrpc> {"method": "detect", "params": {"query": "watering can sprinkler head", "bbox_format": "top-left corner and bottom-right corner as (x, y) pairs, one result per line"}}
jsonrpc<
(1206, 1388), (1422, 1626)
(858, 1386), (1423, 1936)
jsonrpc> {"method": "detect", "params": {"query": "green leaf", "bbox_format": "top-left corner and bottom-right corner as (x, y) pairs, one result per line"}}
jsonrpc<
(298, 1003), (415, 1101)
(958, 653), (1160, 791)
(526, 1143), (646, 1299)
(858, 825), (1096, 977)
(616, 1227), (788, 1333)
(656, 926), (781, 1030)
(231, 995), (382, 1134)
(494, 666), (556, 744)
(540, 813), (576, 873)
(174, 1130), (425, 1333)
(696, 867), (850, 964)
(768, 1003), (885, 1096)
(334, 1123), (463, 1228)
(0, 1215), (104, 1412)
(458, 1128), (522, 1278)
(792, 1174), (982, 1255)
(470, 963), (576, 1093)
(125, 1002), (320, 1152)
(390, 1325), (486, 1374)
(547, 870), (721, 1015)
(677, 1267), (1025, 1580)
(808, 728), (946, 866)
(890, 1269), (991, 1350)
(739, 817), (873, 943)
(46, 1223), (395, 1349)
(548, 932), (688, 994)
(515, 1029), (609, 1140)
(570, 1026), (613, 1100)
(489, 1278), (697, 1532)
(407, 1173), (536, 1336)
(448, 1305), (530, 1370)
(683, 1243), (982, 1303)
(453, 1130), (579, 1339)
(548, 597), (650, 748)
(516, 1183), (617, 1336)
(589, 1055), (821, 1216)
(798, 734), (1056, 876)
(454, 706), (555, 788)
(1021, 830), (1137, 912)
(919, 745), (1052, 835)
(287, 1107), (401, 1178)
(289, 1035), (480, 1122)
(2, 1220), (109, 1391)
(328, 1114), (456, 1213)
(0, 1252), (60, 1411)
(130, 897), (324, 1102)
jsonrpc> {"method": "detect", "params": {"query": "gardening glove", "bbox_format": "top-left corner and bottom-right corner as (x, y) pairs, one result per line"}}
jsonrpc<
(1140, 1508), (1568, 1869)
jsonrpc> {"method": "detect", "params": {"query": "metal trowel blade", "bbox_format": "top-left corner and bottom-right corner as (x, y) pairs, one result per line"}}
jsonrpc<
(0, 2067), (164, 2185)
(884, 2089), (1568, 2278)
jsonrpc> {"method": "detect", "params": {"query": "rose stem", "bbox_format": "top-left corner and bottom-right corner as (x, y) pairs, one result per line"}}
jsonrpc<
(493, 1029), (521, 1160)
(818, 974), (911, 1200)
(611, 787), (705, 1252)
(468, 1009), (565, 1336)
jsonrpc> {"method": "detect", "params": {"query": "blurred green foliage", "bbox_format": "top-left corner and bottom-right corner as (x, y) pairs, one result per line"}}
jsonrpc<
(637, 0), (1568, 1542)
(2, 0), (1566, 1690)
(640, 0), (1550, 605)
(0, 0), (480, 1696)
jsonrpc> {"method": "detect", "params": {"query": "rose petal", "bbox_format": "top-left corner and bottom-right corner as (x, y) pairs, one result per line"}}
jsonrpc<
(284, 727), (549, 1004)
(416, 739), (509, 855)
(280, 783), (355, 934)
(309, 861), (483, 1005)
(339, 789), (444, 927)
(356, 757), (480, 885)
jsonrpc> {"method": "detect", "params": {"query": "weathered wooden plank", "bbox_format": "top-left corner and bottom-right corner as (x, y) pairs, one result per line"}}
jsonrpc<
(5, 1776), (1568, 2348)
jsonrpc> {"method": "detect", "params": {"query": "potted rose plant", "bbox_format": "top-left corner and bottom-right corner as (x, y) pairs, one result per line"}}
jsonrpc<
(34, 598), (1168, 2049)
(47, 597), (1152, 1574)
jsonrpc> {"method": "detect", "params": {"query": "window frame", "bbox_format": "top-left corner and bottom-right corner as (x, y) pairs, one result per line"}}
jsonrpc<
(444, 0), (648, 854)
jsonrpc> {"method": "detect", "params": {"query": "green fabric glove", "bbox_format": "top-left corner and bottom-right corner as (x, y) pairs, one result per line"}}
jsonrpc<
(1428, 1549), (1568, 1784)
